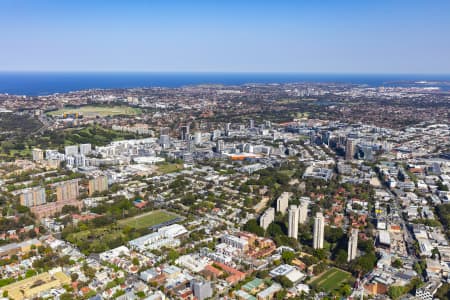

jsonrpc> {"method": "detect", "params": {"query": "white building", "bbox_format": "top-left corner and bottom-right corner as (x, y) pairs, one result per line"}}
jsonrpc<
(221, 235), (248, 251)
(260, 207), (275, 230)
(79, 144), (92, 155)
(299, 202), (308, 224)
(313, 212), (325, 249)
(288, 205), (299, 239)
(129, 224), (187, 251)
(276, 192), (290, 215)
(347, 228), (358, 262)
(65, 145), (78, 156)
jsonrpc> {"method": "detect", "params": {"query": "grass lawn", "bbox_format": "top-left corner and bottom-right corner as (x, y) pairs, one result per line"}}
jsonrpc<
(66, 226), (124, 246)
(278, 170), (295, 177)
(309, 267), (352, 292)
(47, 105), (141, 117)
(118, 210), (178, 229)
(156, 163), (184, 174)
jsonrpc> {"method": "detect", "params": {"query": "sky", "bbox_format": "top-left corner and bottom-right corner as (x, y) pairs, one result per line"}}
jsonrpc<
(1, 0), (450, 73)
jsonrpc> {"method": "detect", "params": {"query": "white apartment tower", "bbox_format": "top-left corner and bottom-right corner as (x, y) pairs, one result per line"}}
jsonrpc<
(347, 228), (359, 262)
(260, 207), (275, 230)
(313, 212), (325, 249)
(288, 205), (299, 239)
(276, 192), (290, 215)
(299, 202), (308, 224)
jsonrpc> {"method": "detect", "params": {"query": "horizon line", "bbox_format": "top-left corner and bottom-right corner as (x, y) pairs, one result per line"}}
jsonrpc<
(1, 70), (450, 76)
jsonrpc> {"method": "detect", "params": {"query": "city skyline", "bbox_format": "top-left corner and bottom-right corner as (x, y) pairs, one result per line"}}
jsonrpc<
(1, 0), (450, 73)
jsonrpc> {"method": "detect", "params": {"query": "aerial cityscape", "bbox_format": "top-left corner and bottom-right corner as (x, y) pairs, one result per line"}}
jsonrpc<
(1, 1), (450, 300)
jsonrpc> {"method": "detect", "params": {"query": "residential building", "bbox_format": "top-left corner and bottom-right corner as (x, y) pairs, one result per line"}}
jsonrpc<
(348, 228), (358, 262)
(260, 207), (275, 230)
(55, 179), (79, 202)
(79, 143), (92, 155)
(313, 212), (325, 249)
(65, 145), (78, 156)
(276, 192), (290, 214)
(32, 148), (44, 162)
(88, 175), (108, 196)
(288, 205), (299, 239)
(299, 202), (308, 224)
(190, 279), (213, 300)
(20, 187), (46, 207)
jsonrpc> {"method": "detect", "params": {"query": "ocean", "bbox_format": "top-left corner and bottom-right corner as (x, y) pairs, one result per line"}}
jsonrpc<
(0, 72), (449, 96)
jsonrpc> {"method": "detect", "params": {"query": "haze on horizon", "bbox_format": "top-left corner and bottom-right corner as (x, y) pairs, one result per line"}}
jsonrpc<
(1, 0), (450, 74)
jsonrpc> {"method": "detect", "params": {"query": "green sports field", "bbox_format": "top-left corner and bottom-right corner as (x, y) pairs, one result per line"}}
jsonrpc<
(118, 210), (178, 229)
(47, 105), (141, 117)
(309, 267), (352, 292)
(156, 163), (184, 174)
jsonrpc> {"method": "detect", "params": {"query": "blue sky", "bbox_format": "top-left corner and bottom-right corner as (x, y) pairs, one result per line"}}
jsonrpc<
(1, 0), (449, 73)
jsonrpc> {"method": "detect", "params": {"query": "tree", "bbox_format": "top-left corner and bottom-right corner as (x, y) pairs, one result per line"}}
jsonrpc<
(243, 219), (264, 236)
(167, 249), (180, 261)
(324, 226), (344, 244)
(313, 262), (327, 275)
(388, 286), (406, 300)
(60, 293), (73, 300)
(276, 275), (293, 288)
(392, 259), (403, 268)
(62, 205), (79, 214)
(276, 290), (287, 300)
(267, 223), (285, 238)
(349, 251), (377, 276)
(334, 249), (348, 266)
(339, 284), (352, 297)
(25, 269), (37, 278)
(431, 247), (440, 260)
(82, 263), (96, 279)
(435, 283), (450, 300)
(132, 257), (140, 266)
(312, 248), (327, 261)
(282, 251), (296, 264)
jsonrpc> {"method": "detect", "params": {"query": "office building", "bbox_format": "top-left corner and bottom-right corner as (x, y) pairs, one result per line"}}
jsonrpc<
(345, 138), (356, 160)
(160, 127), (170, 136)
(216, 140), (224, 153)
(288, 205), (299, 239)
(225, 122), (231, 135)
(212, 129), (221, 140)
(194, 131), (202, 145)
(260, 207), (275, 230)
(20, 187), (46, 207)
(313, 212), (325, 249)
(348, 228), (359, 262)
(249, 119), (255, 129)
(159, 134), (170, 148)
(32, 148), (44, 162)
(276, 192), (290, 215)
(180, 124), (190, 141)
(299, 202), (308, 224)
(88, 175), (108, 196)
(55, 179), (79, 202)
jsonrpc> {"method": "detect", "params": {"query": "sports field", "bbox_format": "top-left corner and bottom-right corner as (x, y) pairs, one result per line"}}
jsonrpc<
(118, 210), (178, 229)
(309, 267), (352, 292)
(156, 163), (184, 174)
(47, 105), (141, 117)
